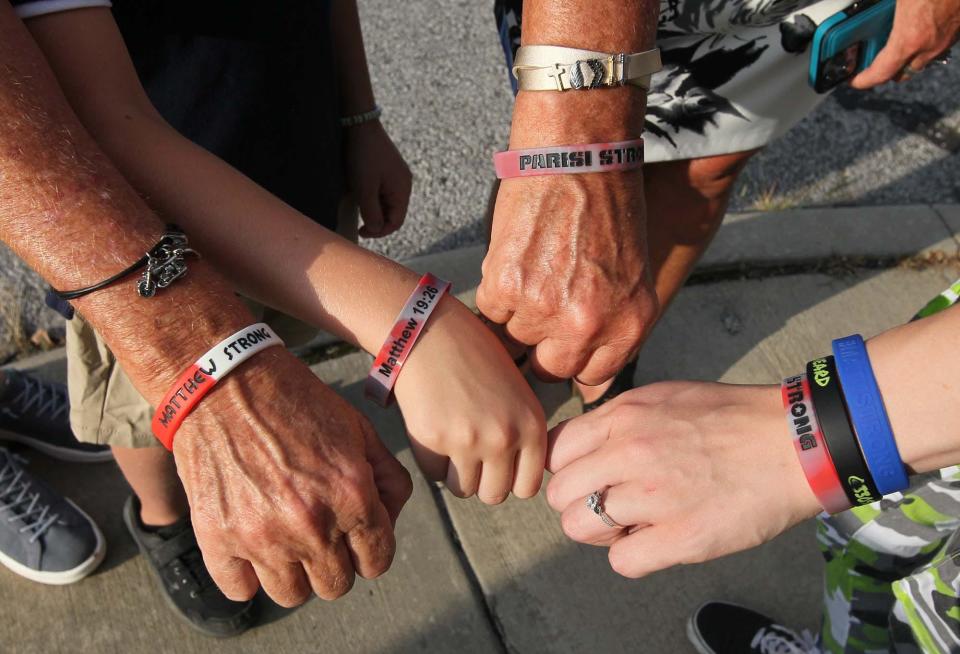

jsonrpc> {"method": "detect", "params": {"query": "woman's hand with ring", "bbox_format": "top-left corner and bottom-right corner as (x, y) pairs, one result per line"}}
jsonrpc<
(545, 381), (822, 578)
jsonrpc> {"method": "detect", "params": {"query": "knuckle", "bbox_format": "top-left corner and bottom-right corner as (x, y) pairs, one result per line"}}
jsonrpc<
(485, 427), (517, 456)
(545, 478), (566, 511)
(317, 571), (356, 601)
(274, 586), (311, 609)
(478, 490), (510, 506)
(559, 510), (584, 541)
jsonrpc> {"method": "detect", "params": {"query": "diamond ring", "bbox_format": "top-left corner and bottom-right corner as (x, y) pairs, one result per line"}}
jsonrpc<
(587, 490), (622, 528)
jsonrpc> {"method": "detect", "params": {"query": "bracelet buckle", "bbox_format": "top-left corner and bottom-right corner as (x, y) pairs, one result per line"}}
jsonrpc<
(549, 54), (626, 91)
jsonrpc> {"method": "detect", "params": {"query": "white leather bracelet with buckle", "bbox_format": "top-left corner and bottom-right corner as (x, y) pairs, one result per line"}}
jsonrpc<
(512, 45), (662, 92)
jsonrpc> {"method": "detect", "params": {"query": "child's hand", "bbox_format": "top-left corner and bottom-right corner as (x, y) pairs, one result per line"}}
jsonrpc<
(343, 120), (412, 239)
(394, 297), (547, 504)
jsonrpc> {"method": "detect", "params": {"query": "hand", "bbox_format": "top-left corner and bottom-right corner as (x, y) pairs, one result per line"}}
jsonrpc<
(343, 120), (412, 238)
(478, 171), (659, 385)
(173, 348), (413, 607)
(850, 0), (960, 88)
(394, 297), (547, 504)
(545, 381), (821, 578)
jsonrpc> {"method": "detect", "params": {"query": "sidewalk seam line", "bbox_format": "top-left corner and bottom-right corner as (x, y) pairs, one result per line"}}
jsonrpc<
(426, 483), (510, 654)
(930, 204), (960, 254)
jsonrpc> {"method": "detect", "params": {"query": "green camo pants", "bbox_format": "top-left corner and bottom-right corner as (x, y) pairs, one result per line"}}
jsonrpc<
(818, 466), (960, 653)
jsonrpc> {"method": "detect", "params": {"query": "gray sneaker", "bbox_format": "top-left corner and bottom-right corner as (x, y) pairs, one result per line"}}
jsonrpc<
(0, 447), (106, 584)
(0, 369), (112, 463)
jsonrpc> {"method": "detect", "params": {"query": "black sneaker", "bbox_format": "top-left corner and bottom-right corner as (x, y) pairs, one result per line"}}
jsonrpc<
(581, 358), (639, 413)
(687, 602), (819, 654)
(123, 496), (255, 638)
(0, 447), (106, 584)
(0, 369), (112, 463)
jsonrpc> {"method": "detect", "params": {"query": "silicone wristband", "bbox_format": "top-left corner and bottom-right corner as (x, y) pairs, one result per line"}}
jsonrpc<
(912, 278), (960, 320)
(151, 323), (284, 450)
(493, 138), (643, 179)
(365, 273), (451, 407)
(782, 374), (850, 514)
(832, 334), (909, 495)
(807, 356), (881, 505)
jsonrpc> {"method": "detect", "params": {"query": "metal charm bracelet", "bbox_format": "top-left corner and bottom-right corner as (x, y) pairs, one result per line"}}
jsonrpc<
(51, 225), (199, 302)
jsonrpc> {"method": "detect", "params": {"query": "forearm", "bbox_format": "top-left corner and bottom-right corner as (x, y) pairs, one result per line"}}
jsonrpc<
(330, 0), (377, 116)
(868, 304), (960, 473)
(511, 1), (658, 147)
(0, 2), (254, 404)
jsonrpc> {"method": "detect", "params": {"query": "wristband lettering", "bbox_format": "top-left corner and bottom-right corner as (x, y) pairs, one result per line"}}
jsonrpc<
(365, 273), (451, 407)
(151, 323), (284, 450)
(493, 138), (643, 179)
(782, 373), (850, 515)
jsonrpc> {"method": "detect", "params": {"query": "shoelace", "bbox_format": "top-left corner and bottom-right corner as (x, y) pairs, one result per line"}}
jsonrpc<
(6, 373), (69, 422)
(751, 625), (820, 654)
(0, 450), (59, 543)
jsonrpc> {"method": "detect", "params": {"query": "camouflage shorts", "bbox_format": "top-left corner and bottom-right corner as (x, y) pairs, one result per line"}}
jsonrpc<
(818, 465), (960, 653)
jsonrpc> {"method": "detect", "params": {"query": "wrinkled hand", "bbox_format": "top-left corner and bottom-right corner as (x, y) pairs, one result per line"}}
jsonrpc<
(173, 348), (413, 607)
(394, 297), (547, 504)
(478, 172), (658, 385)
(850, 0), (960, 88)
(343, 120), (412, 238)
(545, 382), (821, 578)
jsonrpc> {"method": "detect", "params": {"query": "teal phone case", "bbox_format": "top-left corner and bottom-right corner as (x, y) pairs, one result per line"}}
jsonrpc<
(808, 0), (895, 92)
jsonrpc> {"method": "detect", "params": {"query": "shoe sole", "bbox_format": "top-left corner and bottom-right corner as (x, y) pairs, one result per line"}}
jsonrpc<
(123, 500), (252, 639)
(0, 499), (106, 585)
(0, 429), (114, 463)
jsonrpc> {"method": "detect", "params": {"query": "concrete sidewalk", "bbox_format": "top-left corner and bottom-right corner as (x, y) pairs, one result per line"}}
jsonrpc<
(2, 206), (959, 654)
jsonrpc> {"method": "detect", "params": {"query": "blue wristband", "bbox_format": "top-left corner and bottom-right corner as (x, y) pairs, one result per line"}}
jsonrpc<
(831, 335), (909, 495)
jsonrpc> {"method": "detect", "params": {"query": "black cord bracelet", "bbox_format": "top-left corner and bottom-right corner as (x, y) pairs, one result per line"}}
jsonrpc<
(807, 355), (881, 505)
(51, 225), (198, 302)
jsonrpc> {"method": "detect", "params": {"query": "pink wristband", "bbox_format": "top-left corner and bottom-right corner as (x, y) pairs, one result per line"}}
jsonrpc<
(782, 373), (850, 515)
(493, 138), (644, 179)
(365, 273), (451, 407)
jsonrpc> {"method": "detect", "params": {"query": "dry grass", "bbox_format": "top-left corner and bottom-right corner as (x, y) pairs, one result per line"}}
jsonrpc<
(751, 184), (797, 212)
(0, 281), (31, 361)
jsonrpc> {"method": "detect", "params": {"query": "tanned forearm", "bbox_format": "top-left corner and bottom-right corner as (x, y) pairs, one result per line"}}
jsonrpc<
(511, 1), (658, 148)
(23, 8), (434, 356)
(0, 2), (255, 404)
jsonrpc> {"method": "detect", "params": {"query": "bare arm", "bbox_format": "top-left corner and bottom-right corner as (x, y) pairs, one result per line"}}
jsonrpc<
(24, 8), (546, 504)
(0, 1), (410, 608)
(478, 0), (660, 384)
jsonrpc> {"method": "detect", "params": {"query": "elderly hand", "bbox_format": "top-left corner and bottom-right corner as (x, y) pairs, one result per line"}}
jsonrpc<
(850, 0), (960, 88)
(545, 381), (821, 578)
(343, 120), (412, 239)
(173, 348), (413, 607)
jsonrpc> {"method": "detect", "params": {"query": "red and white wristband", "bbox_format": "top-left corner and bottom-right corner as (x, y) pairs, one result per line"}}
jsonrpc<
(365, 273), (451, 407)
(151, 323), (284, 450)
(493, 138), (643, 179)
(781, 373), (850, 515)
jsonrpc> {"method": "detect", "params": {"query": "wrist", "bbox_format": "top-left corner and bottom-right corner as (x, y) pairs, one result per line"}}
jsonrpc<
(510, 89), (646, 148)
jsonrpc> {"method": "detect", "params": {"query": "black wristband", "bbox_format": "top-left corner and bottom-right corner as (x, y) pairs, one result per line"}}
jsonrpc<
(807, 356), (881, 505)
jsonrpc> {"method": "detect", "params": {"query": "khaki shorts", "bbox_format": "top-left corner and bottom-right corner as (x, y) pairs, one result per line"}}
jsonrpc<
(66, 304), (320, 449)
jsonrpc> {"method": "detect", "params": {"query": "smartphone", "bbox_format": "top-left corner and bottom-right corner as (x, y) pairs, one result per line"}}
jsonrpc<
(808, 0), (895, 93)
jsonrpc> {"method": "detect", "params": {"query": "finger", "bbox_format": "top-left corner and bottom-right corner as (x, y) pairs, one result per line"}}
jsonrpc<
(607, 526), (682, 579)
(251, 560), (312, 608)
(850, 41), (910, 89)
(204, 554), (260, 602)
(343, 499), (396, 580)
(477, 451), (516, 505)
(379, 177), (411, 237)
(560, 483), (659, 545)
(528, 337), (591, 381)
(363, 424), (413, 526)
(475, 276), (514, 325)
(503, 311), (548, 348)
(546, 444), (629, 512)
(408, 437), (449, 482)
(357, 191), (386, 238)
(512, 444), (546, 499)
(303, 537), (357, 600)
(445, 457), (481, 498)
(575, 342), (634, 387)
(546, 415), (611, 474)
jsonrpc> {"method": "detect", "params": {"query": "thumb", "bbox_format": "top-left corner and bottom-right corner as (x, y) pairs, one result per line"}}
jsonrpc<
(362, 422), (413, 526)
(357, 186), (386, 238)
(849, 40), (910, 89)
